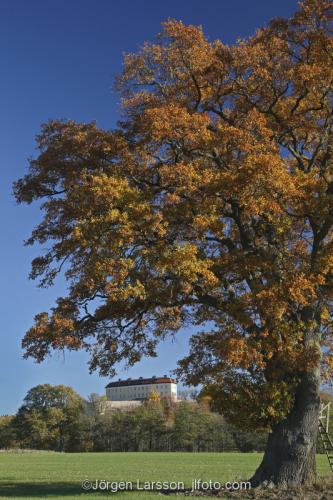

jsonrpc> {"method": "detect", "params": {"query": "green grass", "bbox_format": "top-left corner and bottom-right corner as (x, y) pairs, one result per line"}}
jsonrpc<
(0, 452), (330, 499)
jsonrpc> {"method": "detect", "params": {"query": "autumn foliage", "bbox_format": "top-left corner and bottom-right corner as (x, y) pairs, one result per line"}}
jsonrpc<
(15, 0), (333, 430)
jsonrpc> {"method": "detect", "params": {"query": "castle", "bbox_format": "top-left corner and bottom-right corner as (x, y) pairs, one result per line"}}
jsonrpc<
(105, 375), (177, 403)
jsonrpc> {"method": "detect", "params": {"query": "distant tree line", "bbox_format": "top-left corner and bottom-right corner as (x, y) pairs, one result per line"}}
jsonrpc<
(2, 384), (333, 454)
(0, 384), (271, 453)
(1, 384), (331, 453)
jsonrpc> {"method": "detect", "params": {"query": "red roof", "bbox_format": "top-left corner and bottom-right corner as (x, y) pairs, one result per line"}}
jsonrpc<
(106, 377), (177, 388)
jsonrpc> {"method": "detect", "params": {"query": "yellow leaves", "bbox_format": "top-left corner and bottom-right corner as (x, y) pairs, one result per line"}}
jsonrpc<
(156, 243), (218, 290)
(287, 273), (317, 305)
(68, 173), (154, 251)
(105, 279), (147, 302)
(161, 18), (216, 74)
(321, 307), (331, 322)
(17, 2), (333, 431)
(298, 0), (333, 25)
(164, 192), (180, 205)
(119, 18), (218, 112)
(160, 161), (214, 194)
(316, 251), (333, 277)
(322, 353), (333, 381)
(162, 19), (207, 48)
(52, 314), (75, 332)
(219, 337), (265, 370)
(254, 270), (322, 323)
(143, 104), (211, 145)
(147, 389), (161, 402)
(155, 306), (183, 332)
(255, 289), (287, 321)
(192, 213), (222, 239)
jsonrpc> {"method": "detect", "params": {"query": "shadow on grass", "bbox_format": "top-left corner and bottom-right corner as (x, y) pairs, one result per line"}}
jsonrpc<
(0, 482), (99, 497)
(0, 482), (193, 498)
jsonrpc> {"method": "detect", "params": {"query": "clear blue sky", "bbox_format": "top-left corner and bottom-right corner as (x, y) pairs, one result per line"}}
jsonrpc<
(0, 0), (298, 414)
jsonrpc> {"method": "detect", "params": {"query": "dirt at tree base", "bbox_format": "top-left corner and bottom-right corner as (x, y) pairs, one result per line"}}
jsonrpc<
(216, 480), (332, 500)
(162, 477), (333, 500)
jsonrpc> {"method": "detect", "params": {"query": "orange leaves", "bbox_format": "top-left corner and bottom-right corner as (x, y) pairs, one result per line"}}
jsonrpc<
(142, 104), (211, 145)
(105, 279), (147, 303)
(15, 1), (333, 428)
(254, 288), (287, 321)
(156, 243), (219, 292)
(297, 0), (333, 25)
(119, 19), (219, 113)
(161, 19), (208, 49)
(160, 19), (217, 81)
(287, 273), (317, 305)
(217, 336), (265, 370)
(22, 309), (82, 363)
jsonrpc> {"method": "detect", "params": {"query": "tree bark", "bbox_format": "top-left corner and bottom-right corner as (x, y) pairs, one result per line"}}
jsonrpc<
(250, 370), (321, 488)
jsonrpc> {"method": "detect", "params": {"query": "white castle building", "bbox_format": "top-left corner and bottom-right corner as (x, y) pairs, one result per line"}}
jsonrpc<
(105, 375), (177, 402)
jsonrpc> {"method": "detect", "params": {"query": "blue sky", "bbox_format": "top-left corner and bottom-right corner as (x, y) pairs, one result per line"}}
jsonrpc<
(0, 0), (298, 414)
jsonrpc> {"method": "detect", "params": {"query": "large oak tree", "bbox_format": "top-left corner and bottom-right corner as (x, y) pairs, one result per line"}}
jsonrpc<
(15, 0), (333, 487)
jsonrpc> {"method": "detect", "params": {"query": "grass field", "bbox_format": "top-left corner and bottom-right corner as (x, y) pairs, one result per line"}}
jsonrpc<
(0, 452), (330, 499)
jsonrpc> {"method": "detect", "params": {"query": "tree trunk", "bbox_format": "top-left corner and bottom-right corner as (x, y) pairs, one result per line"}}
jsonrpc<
(250, 370), (321, 488)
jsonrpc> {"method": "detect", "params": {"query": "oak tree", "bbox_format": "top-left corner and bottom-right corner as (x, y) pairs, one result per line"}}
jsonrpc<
(14, 0), (333, 487)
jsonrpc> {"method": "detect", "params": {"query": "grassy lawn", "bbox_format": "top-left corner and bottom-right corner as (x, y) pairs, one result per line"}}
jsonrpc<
(0, 452), (330, 499)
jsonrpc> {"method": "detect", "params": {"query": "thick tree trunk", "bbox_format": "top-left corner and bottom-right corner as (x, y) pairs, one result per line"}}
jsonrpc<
(250, 370), (321, 488)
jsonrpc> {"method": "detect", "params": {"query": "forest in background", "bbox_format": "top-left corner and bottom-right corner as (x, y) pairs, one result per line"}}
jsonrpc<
(1, 384), (331, 453)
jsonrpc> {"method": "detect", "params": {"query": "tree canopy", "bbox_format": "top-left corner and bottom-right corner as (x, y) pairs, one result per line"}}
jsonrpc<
(13, 384), (84, 451)
(15, 0), (333, 430)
